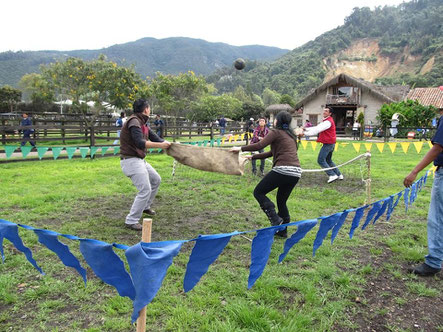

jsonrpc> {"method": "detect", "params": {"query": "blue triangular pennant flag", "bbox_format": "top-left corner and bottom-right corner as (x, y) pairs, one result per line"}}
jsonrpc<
(423, 171), (429, 186)
(404, 187), (410, 212)
(90, 146), (99, 158)
(36, 147), (49, 159)
(248, 227), (278, 289)
(125, 241), (183, 323)
(52, 147), (63, 160)
(372, 198), (389, 225)
(278, 219), (318, 263)
(349, 206), (368, 238)
(313, 213), (343, 256)
(4, 145), (17, 158)
(32, 228), (87, 283)
(79, 147), (89, 159)
(0, 219), (43, 274)
(361, 201), (382, 230)
(183, 232), (238, 292)
(386, 192), (402, 221)
(409, 182), (417, 204)
(101, 147), (109, 156)
(66, 147), (77, 159)
(21, 146), (32, 158)
(331, 209), (352, 244)
(79, 239), (136, 300)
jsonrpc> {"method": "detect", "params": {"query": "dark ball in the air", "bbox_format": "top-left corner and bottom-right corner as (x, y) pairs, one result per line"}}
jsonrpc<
(234, 58), (246, 70)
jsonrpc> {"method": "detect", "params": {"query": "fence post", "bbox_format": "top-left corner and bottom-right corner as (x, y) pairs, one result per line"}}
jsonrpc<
(89, 125), (95, 151)
(210, 123), (214, 141)
(61, 120), (66, 145)
(1, 119), (5, 145)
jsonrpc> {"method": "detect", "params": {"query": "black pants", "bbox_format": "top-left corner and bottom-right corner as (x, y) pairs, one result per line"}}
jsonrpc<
(253, 170), (299, 220)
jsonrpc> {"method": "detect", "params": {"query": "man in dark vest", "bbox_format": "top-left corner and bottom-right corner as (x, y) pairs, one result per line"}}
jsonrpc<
(303, 107), (343, 183)
(120, 99), (171, 231)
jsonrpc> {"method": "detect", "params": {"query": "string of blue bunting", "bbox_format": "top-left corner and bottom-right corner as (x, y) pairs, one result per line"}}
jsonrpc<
(2, 139), (222, 160)
(0, 171), (429, 323)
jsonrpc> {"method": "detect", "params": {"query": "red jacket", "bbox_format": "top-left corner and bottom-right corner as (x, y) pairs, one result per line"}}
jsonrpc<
(317, 117), (336, 144)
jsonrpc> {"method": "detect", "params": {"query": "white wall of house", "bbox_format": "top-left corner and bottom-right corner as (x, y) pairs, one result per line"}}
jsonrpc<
(360, 92), (387, 125)
(300, 93), (325, 125)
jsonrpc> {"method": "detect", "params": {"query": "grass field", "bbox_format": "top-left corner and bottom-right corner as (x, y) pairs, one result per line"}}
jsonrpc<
(0, 144), (442, 331)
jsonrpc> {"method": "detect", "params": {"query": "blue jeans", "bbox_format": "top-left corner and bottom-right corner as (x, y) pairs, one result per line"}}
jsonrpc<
(220, 127), (225, 135)
(317, 143), (341, 177)
(426, 167), (443, 269)
(251, 149), (265, 174)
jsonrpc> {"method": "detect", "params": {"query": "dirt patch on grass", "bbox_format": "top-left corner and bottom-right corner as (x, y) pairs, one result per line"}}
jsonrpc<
(336, 220), (443, 331)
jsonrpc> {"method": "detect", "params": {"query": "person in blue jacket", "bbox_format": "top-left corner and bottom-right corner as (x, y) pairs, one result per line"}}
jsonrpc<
(20, 113), (35, 148)
(404, 108), (443, 276)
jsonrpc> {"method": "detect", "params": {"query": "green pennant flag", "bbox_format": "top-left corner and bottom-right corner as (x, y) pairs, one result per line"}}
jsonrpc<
(198, 141), (202, 147)
(148, 148), (154, 153)
(210, 139), (214, 147)
(21, 146), (32, 158)
(203, 140), (208, 147)
(4, 146), (17, 158)
(66, 147), (77, 159)
(37, 147), (49, 160)
(113, 146), (120, 155)
(216, 138), (221, 146)
(79, 147), (89, 159)
(157, 148), (162, 153)
(90, 146), (99, 158)
(52, 147), (63, 160)
(191, 142), (197, 146)
(101, 146), (109, 156)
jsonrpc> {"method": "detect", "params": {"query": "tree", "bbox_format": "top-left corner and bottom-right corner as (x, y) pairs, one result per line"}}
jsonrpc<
(0, 85), (22, 113)
(19, 73), (54, 105)
(377, 100), (438, 128)
(190, 94), (242, 122)
(39, 55), (148, 125)
(279, 94), (295, 107)
(149, 71), (208, 118)
(262, 88), (281, 106)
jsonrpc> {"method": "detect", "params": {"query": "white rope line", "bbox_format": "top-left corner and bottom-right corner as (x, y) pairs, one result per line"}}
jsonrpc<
(241, 152), (371, 173)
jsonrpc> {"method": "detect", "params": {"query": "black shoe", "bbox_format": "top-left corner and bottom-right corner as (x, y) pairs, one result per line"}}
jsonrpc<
(408, 263), (441, 276)
(125, 223), (143, 231)
(275, 217), (290, 238)
(143, 208), (156, 216)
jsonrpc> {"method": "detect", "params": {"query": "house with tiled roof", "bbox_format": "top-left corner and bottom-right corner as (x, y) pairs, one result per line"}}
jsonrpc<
(406, 87), (443, 111)
(293, 74), (409, 132)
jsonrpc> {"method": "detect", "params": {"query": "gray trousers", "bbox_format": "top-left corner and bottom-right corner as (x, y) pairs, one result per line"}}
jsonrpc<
(121, 158), (161, 225)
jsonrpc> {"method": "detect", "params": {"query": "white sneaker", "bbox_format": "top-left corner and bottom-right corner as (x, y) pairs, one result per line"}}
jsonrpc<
(338, 174), (344, 180)
(327, 175), (339, 183)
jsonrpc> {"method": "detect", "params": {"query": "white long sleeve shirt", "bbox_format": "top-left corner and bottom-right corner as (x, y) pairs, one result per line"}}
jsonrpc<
(304, 117), (332, 136)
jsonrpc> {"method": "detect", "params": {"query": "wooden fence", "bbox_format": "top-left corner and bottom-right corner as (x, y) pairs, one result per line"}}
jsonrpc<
(0, 116), (246, 147)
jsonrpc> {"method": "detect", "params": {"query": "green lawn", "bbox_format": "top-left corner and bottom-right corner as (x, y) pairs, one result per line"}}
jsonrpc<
(0, 144), (441, 331)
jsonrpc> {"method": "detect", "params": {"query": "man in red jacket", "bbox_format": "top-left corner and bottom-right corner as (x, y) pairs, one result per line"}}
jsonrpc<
(303, 107), (343, 183)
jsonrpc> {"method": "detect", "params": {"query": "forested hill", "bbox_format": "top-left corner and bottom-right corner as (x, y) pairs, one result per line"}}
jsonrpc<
(0, 37), (288, 88)
(208, 0), (443, 99)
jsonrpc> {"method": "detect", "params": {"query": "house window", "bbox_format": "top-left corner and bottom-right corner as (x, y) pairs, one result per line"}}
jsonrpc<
(308, 114), (318, 126)
(333, 87), (352, 96)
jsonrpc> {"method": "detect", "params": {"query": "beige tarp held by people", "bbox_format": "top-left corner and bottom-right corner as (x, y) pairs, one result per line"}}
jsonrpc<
(166, 143), (247, 175)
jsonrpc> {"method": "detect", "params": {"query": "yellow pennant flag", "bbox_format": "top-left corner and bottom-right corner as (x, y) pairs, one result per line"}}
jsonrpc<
(228, 135), (233, 143)
(388, 142), (397, 153)
(400, 142), (410, 154)
(340, 143), (349, 147)
(221, 137), (226, 145)
(413, 141), (424, 153)
(376, 143), (385, 153)
(364, 143), (372, 152)
(352, 143), (361, 153)
(311, 141), (318, 151)
(300, 140), (308, 150)
(334, 143), (338, 151)
(233, 134), (239, 142)
(428, 141), (433, 149)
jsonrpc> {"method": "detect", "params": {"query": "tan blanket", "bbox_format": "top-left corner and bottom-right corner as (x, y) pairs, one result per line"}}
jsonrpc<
(166, 143), (247, 176)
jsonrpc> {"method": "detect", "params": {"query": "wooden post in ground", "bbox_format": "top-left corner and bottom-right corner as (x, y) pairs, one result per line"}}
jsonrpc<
(366, 151), (371, 204)
(136, 218), (152, 332)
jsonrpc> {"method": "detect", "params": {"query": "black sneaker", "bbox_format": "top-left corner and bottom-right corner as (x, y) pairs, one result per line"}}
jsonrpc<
(125, 223), (143, 231)
(408, 263), (441, 276)
(143, 208), (156, 216)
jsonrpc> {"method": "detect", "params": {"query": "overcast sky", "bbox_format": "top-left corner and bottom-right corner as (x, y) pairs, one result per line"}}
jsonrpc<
(1, 0), (406, 53)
